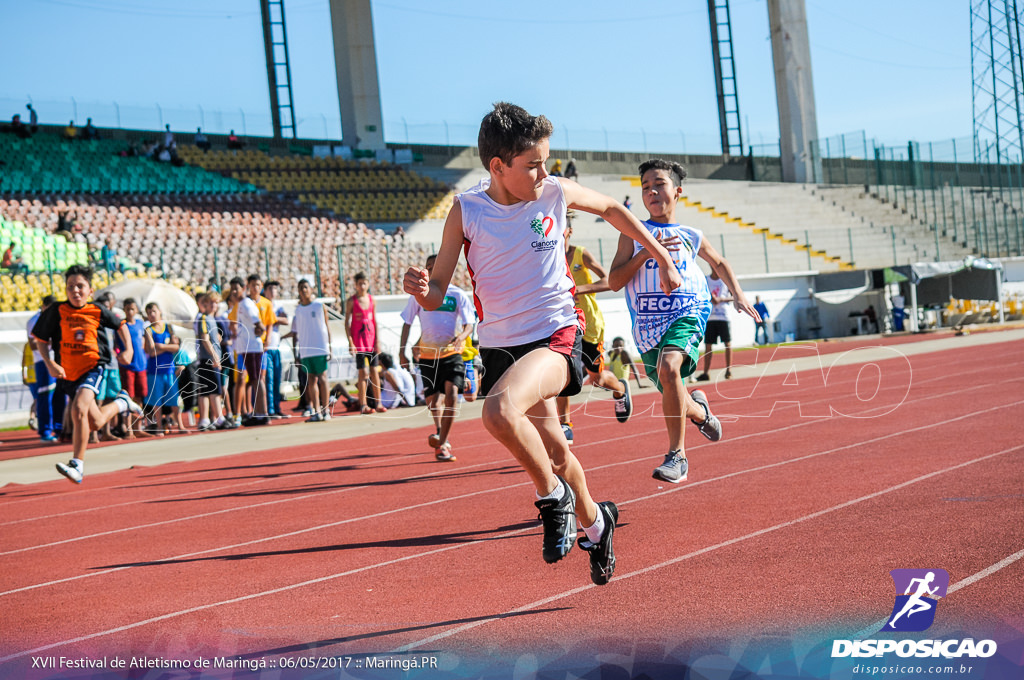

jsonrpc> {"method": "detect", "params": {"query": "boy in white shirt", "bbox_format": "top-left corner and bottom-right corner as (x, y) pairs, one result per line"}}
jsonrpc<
(288, 279), (332, 422)
(404, 103), (681, 585)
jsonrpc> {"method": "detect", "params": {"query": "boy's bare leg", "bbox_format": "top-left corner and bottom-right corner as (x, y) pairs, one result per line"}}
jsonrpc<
(593, 369), (626, 398)
(659, 348), (710, 453)
(438, 382), (458, 445)
(357, 367), (369, 409)
(555, 395), (571, 426)
(72, 390), (121, 460)
(316, 374), (328, 414)
(527, 397), (598, 527)
(481, 348), (599, 527)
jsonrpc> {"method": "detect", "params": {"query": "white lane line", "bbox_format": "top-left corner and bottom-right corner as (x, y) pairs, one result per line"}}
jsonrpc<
(3, 393), (1020, 598)
(2, 440), (1021, 662)
(394, 443), (1024, 653)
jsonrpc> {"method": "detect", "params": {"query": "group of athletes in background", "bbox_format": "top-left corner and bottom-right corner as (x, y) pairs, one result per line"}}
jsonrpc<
(27, 101), (760, 587)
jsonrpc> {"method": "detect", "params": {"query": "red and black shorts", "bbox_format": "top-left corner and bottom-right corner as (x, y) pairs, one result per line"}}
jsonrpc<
(479, 325), (585, 399)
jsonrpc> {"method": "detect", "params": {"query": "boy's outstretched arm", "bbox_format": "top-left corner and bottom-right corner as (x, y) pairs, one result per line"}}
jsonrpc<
(403, 200), (463, 310)
(698, 241), (761, 321)
(559, 179), (681, 295)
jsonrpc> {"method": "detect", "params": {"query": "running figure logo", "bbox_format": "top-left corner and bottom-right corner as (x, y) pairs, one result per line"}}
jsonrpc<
(881, 569), (949, 632)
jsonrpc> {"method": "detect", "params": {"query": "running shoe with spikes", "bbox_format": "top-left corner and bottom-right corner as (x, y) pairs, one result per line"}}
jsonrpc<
(534, 476), (577, 563)
(115, 389), (142, 416)
(613, 381), (632, 423)
(435, 441), (456, 462)
(578, 501), (619, 585)
(56, 458), (83, 484)
(690, 389), (722, 442)
(652, 450), (688, 484)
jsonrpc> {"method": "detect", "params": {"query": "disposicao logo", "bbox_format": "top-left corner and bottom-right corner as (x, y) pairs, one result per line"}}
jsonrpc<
(882, 568), (948, 632)
(831, 568), (998, 660)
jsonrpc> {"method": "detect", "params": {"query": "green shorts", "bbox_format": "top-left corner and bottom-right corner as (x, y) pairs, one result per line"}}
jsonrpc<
(640, 317), (705, 393)
(300, 354), (329, 376)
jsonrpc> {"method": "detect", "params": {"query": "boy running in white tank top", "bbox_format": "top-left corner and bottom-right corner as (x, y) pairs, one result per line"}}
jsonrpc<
(608, 159), (760, 484)
(404, 103), (681, 585)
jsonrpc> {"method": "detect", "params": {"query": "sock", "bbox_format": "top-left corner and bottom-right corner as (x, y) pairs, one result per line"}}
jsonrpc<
(115, 396), (130, 414)
(536, 478), (565, 502)
(70, 458), (83, 472)
(198, 418), (210, 428)
(213, 417), (225, 426)
(583, 509), (606, 544)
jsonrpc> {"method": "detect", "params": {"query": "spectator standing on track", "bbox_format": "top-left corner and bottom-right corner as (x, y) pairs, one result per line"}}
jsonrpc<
(194, 292), (226, 431)
(230, 275), (269, 426)
(695, 269), (734, 381)
(398, 253), (476, 461)
(263, 280), (289, 419)
(117, 297), (148, 439)
(143, 302), (180, 435)
(32, 265), (141, 484)
(609, 159), (758, 485)
(345, 272), (386, 414)
(27, 295), (63, 442)
(404, 102), (682, 585)
(555, 213), (632, 445)
(288, 279), (332, 422)
(753, 295), (770, 345)
(222, 278), (245, 427)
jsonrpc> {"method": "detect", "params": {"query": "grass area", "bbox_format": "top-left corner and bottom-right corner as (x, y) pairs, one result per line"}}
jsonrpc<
(0, 425), (30, 432)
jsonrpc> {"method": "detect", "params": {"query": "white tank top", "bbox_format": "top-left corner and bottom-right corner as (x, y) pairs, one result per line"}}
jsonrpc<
(624, 221), (712, 352)
(459, 176), (580, 347)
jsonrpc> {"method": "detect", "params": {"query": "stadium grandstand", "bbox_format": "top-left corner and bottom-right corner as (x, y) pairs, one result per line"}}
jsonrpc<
(0, 130), (472, 312)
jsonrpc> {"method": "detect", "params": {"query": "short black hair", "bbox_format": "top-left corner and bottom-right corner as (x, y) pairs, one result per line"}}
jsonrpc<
(247, 273), (262, 284)
(297, 278), (311, 288)
(478, 102), (553, 169)
(265, 280), (280, 288)
(123, 297), (137, 308)
(229, 276), (244, 287)
(378, 352), (394, 370)
(41, 295), (56, 307)
(638, 159), (687, 186)
(64, 264), (93, 283)
(354, 272), (367, 282)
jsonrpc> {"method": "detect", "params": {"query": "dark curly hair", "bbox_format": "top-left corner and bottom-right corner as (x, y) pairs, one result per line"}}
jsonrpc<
(478, 102), (554, 169)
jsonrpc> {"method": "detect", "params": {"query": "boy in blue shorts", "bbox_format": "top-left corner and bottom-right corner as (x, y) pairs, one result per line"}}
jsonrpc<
(609, 159), (759, 484)
(404, 103), (682, 585)
(32, 265), (142, 483)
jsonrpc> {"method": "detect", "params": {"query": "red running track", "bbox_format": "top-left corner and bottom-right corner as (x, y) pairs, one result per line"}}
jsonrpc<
(1, 337), (1022, 677)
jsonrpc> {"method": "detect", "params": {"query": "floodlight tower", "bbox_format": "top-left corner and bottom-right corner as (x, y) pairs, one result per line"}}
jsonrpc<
(971, 0), (1024, 163)
(260, 0), (297, 139)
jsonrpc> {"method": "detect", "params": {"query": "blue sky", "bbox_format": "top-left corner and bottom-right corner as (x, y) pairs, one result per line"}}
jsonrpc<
(3, 0), (971, 154)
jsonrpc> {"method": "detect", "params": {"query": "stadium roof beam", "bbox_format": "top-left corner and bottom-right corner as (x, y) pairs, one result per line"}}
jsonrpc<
(767, 0), (821, 183)
(260, 0), (297, 139)
(329, 0), (386, 150)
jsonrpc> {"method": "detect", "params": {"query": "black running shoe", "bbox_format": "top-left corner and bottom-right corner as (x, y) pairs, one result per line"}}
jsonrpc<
(534, 476), (577, 564)
(578, 501), (618, 585)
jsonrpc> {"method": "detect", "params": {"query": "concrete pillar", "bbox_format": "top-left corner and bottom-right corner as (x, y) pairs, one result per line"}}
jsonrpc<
(768, 0), (820, 183)
(329, 0), (385, 150)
